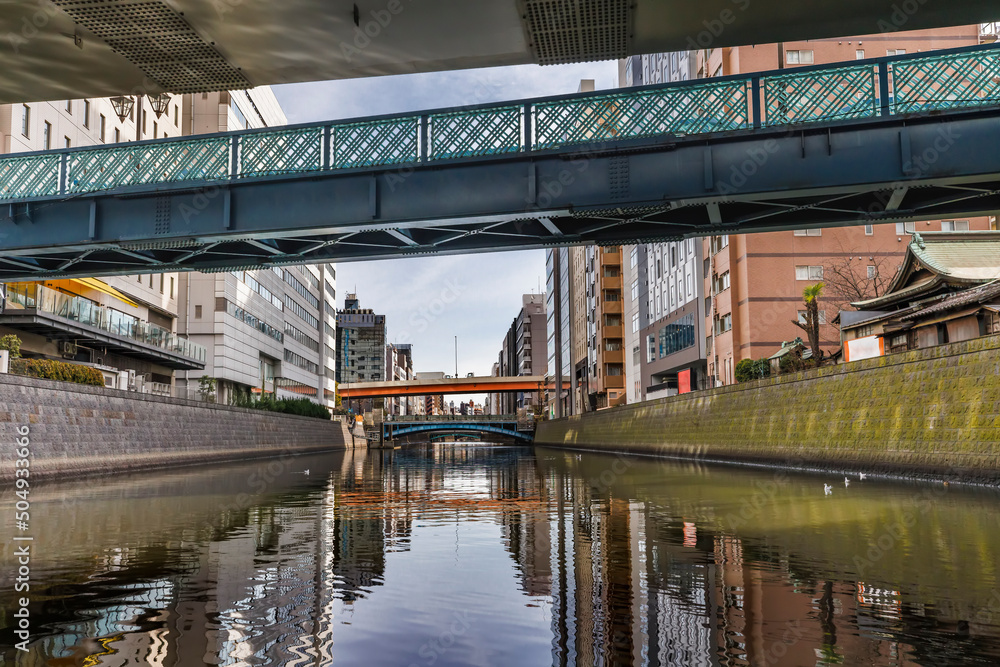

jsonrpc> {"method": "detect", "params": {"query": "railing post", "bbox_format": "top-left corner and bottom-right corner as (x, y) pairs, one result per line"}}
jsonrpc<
(58, 152), (68, 195)
(419, 115), (429, 162)
(750, 77), (762, 129)
(523, 103), (533, 152)
(229, 135), (239, 178)
(322, 125), (332, 170)
(878, 61), (891, 117)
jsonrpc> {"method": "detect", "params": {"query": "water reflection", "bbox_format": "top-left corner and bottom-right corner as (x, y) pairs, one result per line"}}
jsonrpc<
(2, 444), (1000, 665)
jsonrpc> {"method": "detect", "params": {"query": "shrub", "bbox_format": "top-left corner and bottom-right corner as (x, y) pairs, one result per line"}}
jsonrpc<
(735, 357), (771, 383)
(0, 334), (22, 359)
(11, 358), (105, 386)
(229, 389), (330, 420)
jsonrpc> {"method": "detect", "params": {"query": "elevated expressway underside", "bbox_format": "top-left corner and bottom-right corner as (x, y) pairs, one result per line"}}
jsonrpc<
(1, 0), (998, 103)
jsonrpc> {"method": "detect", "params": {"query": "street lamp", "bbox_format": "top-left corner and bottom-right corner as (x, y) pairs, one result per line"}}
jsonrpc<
(148, 92), (172, 118)
(109, 95), (135, 122)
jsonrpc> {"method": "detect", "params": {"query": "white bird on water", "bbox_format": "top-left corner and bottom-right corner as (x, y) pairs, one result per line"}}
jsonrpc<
(824, 484), (833, 495)
(859, 473), (867, 480)
(303, 469), (310, 475)
(844, 477), (850, 488)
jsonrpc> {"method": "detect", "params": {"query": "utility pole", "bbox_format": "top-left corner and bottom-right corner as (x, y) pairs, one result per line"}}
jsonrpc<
(454, 335), (458, 377)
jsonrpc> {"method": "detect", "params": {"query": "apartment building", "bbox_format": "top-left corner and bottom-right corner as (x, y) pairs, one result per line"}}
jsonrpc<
(175, 88), (338, 407)
(0, 94), (202, 392)
(585, 246), (626, 408)
(385, 342), (414, 415)
(495, 293), (547, 414)
(624, 25), (993, 389)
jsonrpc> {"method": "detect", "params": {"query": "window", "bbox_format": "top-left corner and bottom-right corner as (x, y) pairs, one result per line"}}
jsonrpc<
(195, 305), (203, 319)
(941, 220), (969, 232)
(169, 277), (175, 299)
(710, 234), (729, 255)
(865, 224), (874, 235)
(793, 228), (822, 236)
(631, 279), (638, 301)
(83, 100), (90, 128)
(647, 335), (657, 362)
(630, 246), (637, 268)
(114, 128), (120, 143)
(786, 50), (814, 65)
(887, 48), (906, 56)
(43, 121), (51, 149)
(174, 104), (179, 126)
(159, 274), (164, 294)
(856, 49), (865, 59)
(21, 105), (30, 137)
(153, 121), (158, 138)
(66, 100), (72, 113)
(714, 313), (733, 335)
(867, 265), (877, 279)
(895, 221), (915, 234)
(712, 271), (730, 293)
(632, 312), (639, 333)
(795, 265), (824, 280)
(64, 136), (71, 148)
(855, 324), (874, 339)
(142, 113), (147, 136)
(797, 310), (827, 325)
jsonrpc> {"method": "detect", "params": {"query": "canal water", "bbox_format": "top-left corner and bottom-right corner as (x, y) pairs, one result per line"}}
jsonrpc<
(3, 444), (1000, 666)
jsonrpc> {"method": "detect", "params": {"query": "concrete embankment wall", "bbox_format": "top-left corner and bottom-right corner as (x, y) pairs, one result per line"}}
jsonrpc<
(0, 374), (352, 482)
(535, 334), (1000, 483)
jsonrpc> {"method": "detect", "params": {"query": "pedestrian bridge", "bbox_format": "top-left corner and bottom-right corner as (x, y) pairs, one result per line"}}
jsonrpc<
(383, 415), (535, 444)
(342, 375), (564, 399)
(2, 44), (1000, 281)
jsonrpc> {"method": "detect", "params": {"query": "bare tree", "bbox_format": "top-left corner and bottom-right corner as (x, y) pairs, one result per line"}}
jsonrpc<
(824, 253), (896, 306)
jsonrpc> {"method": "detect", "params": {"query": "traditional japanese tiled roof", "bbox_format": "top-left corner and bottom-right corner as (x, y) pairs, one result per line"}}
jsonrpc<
(852, 232), (1000, 310)
(899, 280), (1000, 321)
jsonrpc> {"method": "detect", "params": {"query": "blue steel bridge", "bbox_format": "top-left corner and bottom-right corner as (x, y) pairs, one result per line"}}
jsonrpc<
(2, 43), (1000, 281)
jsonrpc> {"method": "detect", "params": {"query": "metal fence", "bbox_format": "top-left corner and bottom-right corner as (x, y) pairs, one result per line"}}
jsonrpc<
(2, 43), (999, 202)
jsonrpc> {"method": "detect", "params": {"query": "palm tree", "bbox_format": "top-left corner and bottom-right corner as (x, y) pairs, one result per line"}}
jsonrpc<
(792, 282), (824, 365)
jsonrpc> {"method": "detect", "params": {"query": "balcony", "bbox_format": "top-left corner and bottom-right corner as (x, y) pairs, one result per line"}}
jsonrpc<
(602, 349), (624, 364)
(603, 325), (624, 339)
(602, 276), (622, 290)
(603, 300), (623, 315)
(603, 373), (626, 389)
(1, 283), (206, 369)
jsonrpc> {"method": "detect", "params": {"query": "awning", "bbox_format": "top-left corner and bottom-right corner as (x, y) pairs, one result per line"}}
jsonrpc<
(68, 278), (140, 309)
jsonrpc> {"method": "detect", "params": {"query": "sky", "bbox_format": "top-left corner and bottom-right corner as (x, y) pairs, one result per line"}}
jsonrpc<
(271, 61), (618, 380)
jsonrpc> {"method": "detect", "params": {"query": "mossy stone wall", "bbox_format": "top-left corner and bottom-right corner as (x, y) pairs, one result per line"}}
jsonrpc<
(535, 334), (1000, 482)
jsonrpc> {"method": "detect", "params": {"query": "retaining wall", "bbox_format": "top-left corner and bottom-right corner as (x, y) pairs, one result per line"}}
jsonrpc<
(535, 334), (1000, 483)
(0, 374), (351, 482)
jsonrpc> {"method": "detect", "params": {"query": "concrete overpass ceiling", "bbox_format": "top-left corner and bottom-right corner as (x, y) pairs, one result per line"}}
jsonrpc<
(2, 0), (998, 104)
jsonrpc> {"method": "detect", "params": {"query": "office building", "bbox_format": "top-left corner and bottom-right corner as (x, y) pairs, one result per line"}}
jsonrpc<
(336, 293), (386, 413)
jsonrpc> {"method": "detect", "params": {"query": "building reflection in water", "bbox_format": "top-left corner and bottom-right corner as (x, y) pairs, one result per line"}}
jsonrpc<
(6, 444), (1000, 666)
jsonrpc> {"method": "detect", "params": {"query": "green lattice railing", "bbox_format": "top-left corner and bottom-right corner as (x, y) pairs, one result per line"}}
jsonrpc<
(332, 117), (419, 168)
(239, 126), (322, 177)
(762, 64), (878, 126)
(533, 79), (750, 150)
(0, 154), (60, 198)
(66, 137), (230, 193)
(429, 106), (522, 160)
(2, 43), (1000, 201)
(892, 49), (1000, 114)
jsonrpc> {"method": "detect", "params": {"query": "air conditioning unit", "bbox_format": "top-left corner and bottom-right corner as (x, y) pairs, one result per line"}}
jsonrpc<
(127, 369), (137, 390)
(59, 340), (78, 357)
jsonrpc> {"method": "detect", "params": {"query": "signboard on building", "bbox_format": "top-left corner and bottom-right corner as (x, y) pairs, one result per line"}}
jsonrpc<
(678, 369), (691, 394)
(845, 335), (884, 362)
